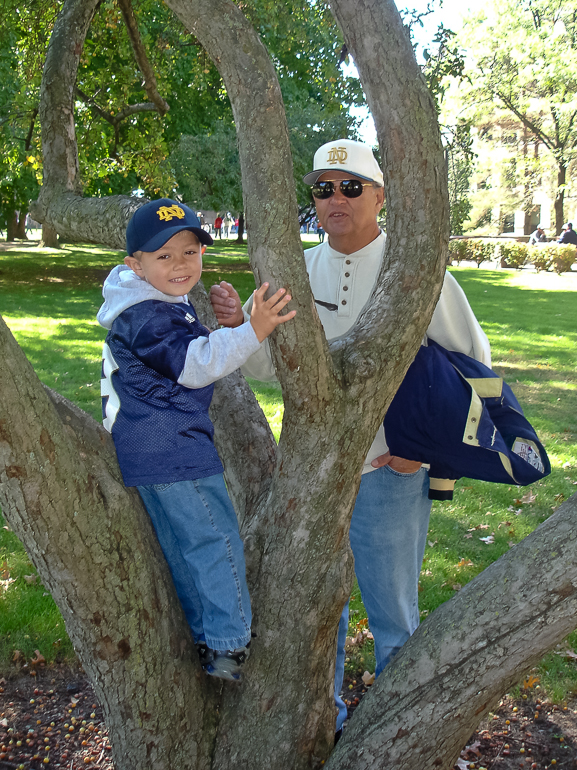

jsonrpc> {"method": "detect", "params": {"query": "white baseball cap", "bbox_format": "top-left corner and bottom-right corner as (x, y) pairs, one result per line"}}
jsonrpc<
(303, 139), (384, 186)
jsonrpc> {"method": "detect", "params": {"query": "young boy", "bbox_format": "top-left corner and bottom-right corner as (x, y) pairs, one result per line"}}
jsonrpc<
(97, 198), (295, 681)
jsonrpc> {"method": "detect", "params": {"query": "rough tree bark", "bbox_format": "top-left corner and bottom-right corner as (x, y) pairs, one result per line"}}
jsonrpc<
(328, 491), (577, 769)
(2, 1), (575, 770)
(40, 222), (59, 248)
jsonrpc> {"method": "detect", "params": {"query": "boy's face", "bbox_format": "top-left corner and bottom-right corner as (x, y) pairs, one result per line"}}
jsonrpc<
(124, 230), (204, 296)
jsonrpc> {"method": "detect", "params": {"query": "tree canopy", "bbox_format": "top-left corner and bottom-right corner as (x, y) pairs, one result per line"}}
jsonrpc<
(0, 0), (362, 233)
(457, 0), (577, 233)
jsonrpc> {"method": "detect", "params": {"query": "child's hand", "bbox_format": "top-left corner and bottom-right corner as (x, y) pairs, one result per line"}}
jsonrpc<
(250, 283), (296, 343)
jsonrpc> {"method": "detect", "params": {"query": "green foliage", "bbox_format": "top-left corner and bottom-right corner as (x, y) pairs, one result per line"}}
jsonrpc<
(529, 244), (577, 274)
(447, 238), (470, 264)
(422, 25), (466, 107)
(448, 239), (577, 273)
(498, 241), (529, 269)
(449, 238), (496, 266)
(169, 1), (360, 219)
(3, 0), (361, 206)
(0, 2), (47, 228)
(468, 238), (495, 267)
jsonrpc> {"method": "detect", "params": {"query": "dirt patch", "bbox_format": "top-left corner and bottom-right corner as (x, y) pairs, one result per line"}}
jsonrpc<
(0, 669), (112, 770)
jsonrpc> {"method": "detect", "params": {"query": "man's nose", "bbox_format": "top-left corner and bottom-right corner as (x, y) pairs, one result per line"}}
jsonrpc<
(331, 185), (347, 201)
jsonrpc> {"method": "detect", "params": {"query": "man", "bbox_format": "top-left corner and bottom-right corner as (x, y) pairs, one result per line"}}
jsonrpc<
(214, 213), (223, 239)
(529, 224), (547, 245)
(209, 139), (490, 734)
(557, 222), (577, 245)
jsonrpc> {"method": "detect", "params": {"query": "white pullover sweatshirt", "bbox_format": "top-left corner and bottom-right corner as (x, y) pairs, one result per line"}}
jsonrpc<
(241, 232), (491, 474)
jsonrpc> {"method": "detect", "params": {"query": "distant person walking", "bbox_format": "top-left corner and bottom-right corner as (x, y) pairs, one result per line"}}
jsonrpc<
(214, 214), (223, 239)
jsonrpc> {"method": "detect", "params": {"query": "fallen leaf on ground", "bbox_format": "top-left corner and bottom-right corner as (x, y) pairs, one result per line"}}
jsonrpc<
(523, 674), (539, 689)
(479, 535), (495, 544)
(30, 650), (46, 667)
(555, 649), (577, 660)
(362, 671), (375, 686)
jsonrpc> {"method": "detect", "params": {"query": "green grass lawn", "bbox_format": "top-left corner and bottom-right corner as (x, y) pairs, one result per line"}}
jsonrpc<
(1, 240), (576, 699)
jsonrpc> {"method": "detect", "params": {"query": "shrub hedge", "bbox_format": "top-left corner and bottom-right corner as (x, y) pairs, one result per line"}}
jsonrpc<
(448, 239), (576, 273)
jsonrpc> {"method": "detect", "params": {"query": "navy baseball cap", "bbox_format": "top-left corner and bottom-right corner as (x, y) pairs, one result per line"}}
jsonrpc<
(126, 198), (213, 255)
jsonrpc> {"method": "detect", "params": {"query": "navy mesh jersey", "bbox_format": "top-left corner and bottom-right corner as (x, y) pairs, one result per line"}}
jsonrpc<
(101, 300), (223, 487)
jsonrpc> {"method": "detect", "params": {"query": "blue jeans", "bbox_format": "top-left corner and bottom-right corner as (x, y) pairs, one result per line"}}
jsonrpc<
(334, 464), (432, 730)
(137, 474), (252, 651)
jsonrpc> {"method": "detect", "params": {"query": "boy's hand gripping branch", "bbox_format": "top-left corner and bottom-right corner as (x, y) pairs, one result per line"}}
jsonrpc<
(249, 282), (296, 343)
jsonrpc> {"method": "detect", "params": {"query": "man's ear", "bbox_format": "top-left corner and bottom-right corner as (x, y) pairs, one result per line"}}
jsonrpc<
(124, 255), (143, 273)
(201, 245), (206, 256)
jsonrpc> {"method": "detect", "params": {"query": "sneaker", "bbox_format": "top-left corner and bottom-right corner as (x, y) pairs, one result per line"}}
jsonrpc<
(196, 642), (214, 668)
(204, 643), (250, 682)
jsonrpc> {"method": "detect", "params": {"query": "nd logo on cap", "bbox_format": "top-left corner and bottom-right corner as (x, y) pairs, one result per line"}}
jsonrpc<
(327, 146), (348, 165)
(302, 139), (384, 186)
(157, 204), (185, 222)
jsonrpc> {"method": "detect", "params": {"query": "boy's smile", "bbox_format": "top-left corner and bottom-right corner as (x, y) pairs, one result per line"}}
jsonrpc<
(124, 229), (205, 296)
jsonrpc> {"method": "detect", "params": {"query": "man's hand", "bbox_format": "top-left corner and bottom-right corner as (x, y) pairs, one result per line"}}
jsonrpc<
(371, 451), (422, 474)
(249, 283), (296, 342)
(209, 281), (244, 327)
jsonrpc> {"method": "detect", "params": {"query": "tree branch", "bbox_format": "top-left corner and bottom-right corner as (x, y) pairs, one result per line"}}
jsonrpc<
(75, 86), (116, 125)
(328, 0), (448, 410)
(496, 90), (557, 154)
(76, 86), (162, 124)
(24, 107), (38, 151)
(116, 0), (170, 116)
(329, 492), (577, 769)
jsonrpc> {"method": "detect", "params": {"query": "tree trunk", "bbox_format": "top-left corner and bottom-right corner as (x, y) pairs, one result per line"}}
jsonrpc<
(235, 211), (245, 243)
(554, 162), (566, 236)
(6, 211), (17, 241)
(40, 222), (59, 248)
(523, 127), (532, 235)
(15, 212), (27, 240)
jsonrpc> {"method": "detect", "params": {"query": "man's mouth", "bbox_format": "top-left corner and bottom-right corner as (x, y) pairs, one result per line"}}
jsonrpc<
(170, 276), (191, 283)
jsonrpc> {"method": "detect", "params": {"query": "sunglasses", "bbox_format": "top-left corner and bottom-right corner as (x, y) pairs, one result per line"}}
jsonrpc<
(310, 179), (376, 199)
